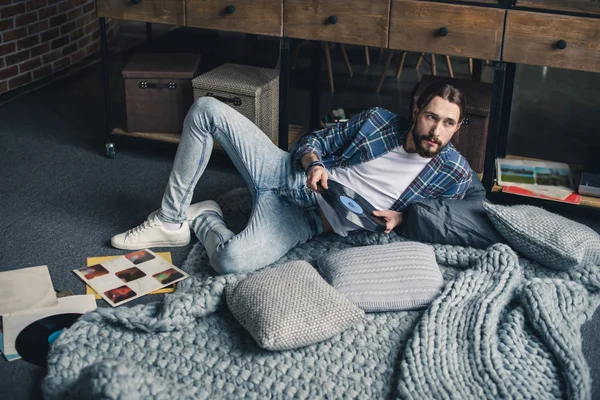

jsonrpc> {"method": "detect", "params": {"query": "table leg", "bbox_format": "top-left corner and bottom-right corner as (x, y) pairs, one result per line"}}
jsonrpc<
(100, 17), (114, 158)
(310, 41), (321, 131)
(472, 59), (483, 82)
(278, 37), (290, 150)
(146, 22), (153, 41)
(482, 62), (516, 193)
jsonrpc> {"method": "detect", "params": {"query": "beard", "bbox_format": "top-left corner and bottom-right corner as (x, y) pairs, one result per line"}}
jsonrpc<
(411, 119), (445, 158)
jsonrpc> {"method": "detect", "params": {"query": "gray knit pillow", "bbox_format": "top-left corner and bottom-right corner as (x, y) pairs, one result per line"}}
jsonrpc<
(225, 260), (364, 351)
(483, 203), (600, 270)
(317, 242), (444, 312)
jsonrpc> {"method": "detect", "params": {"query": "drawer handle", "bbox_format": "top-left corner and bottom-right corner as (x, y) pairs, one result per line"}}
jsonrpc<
(206, 92), (242, 107)
(556, 40), (567, 50)
(225, 5), (236, 14)
(438, 27), (449, 37)
(139, 81), (178, 90)
(130, 0), (142, 4)
(327, 15), (338, 25)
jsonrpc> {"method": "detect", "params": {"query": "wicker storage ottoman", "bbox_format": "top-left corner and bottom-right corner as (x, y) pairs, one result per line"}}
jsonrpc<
(192, 64), (279, 148)
(412, 75), (492, 175)
(122, 53), (201, 134)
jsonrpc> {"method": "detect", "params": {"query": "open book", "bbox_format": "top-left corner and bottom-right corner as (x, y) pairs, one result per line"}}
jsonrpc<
(496, 158), (575, 201)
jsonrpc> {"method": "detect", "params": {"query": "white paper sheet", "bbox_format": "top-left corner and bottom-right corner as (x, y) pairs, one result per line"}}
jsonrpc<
(0, 265), (59, 315)
(2, 294), (97, 360)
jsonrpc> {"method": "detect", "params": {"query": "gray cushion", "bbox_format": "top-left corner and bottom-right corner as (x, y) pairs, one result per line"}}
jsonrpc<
(483, 203), (600, 270)
(225, 260), (364, 351)
(317, 242), (444, 312)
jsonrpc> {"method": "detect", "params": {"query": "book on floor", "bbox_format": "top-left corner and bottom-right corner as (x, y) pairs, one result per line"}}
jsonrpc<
(74, 249), (189, 307)
(496, 157), (575, 200)
(501, 185), (582, 205)
(84, 252), (178, 299)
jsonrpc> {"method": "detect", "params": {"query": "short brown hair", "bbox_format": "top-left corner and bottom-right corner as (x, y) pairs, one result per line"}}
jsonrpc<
(415, 83), (466, 123)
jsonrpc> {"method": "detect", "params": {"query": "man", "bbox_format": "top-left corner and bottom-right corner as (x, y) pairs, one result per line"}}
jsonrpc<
(111, 82), (472, 275)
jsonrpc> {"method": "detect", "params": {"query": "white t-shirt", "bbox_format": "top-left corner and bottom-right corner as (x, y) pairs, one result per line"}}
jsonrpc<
(315, 146), (431, 237)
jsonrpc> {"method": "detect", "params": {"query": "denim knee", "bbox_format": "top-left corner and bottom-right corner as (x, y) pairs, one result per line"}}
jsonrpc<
(209, 244), (263, 276)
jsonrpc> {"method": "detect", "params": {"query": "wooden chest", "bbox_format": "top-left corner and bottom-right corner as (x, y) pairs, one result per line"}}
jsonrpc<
(192, 64), (280, 146)
(122, 53), (201, 134)
(412, 75), (493, 175)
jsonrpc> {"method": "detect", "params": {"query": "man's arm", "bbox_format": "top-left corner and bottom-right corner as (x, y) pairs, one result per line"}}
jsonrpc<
(291, 108), (377, 169)
(438, 169), (472, 199)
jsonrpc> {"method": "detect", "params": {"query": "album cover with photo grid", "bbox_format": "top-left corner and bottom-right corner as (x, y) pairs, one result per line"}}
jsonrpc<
(85, 252), (178, 299)
(73, 249), (189, 307)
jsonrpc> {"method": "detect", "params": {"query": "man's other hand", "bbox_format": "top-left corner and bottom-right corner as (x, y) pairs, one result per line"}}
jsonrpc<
(372, 210), (403, 234)
(306, 166), (328, 192)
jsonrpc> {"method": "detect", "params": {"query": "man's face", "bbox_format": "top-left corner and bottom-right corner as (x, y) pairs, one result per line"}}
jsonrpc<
(411, 96), (462, 158)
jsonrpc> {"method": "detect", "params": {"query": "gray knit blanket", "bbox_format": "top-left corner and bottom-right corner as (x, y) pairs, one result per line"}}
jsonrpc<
(42, 190), (600, 399)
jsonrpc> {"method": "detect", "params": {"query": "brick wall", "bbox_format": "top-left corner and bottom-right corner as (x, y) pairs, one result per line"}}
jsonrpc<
(0, 0), (118, 94)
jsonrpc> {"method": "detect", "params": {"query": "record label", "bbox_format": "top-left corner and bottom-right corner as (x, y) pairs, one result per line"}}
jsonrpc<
(15, 313), (82, 367)
(339, 195), (363, 214)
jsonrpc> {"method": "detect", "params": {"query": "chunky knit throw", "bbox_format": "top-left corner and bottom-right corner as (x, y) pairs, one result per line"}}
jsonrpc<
(42, 190), (600, 399)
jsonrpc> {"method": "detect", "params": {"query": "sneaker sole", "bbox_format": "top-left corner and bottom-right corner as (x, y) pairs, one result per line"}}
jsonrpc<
(111, 237), (191, 251)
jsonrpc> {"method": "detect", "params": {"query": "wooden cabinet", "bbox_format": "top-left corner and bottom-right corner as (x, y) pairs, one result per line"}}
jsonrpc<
(96, 0), (185, 25)
(503, 10), (600, 73)
(389, 0), (505, 61)
(435, 0), (502, 4)
(186, 0), (282, 37)
(283, 0), (390, 48)
(514, 0), (600, 15)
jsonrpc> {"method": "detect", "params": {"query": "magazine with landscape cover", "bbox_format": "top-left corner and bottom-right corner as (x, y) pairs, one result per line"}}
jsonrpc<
(496, 158), (575, 201)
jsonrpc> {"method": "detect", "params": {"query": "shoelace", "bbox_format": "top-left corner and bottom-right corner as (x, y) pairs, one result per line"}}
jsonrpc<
(127, 217), (159, 239)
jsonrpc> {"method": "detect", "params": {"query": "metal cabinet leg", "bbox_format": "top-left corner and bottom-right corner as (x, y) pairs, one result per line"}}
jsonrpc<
(278, 37), (290, 150)
(310, 41), (321, 131)
(100, 17), (115, 158)
(146, 22), (153, 41)
(482, 62), (516, 193)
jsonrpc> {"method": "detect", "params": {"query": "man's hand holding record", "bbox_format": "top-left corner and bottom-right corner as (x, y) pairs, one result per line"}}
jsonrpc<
(320, 180), (387, 233)
(372, 209), (403, 234)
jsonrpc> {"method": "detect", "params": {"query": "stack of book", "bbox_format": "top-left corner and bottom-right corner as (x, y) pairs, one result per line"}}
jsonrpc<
(495, 158), (581, 205)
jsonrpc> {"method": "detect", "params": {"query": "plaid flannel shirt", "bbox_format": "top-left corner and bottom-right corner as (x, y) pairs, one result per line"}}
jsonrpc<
(291, 107), (472, 211)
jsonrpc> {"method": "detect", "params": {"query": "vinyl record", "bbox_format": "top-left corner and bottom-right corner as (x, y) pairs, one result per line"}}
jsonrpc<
(15, 313), (82, 367)
(321, 180), (387, 233)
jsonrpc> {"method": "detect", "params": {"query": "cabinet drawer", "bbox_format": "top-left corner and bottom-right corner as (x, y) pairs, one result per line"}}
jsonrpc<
(389, 0), (505, 61)
(284, 0), (390, 48)
(186, 0), (282, 37)
(96, 0), (184, 25)
(514, 0), (600, 15)
(503, 11), (600, 73)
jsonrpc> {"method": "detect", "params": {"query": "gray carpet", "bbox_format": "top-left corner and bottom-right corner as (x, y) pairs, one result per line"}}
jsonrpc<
(1, 27), (600, 399)
(0, 63), (246, 399)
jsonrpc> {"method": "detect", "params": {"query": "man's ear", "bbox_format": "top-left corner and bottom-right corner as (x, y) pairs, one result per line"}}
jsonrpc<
(455, 120), (463, 133)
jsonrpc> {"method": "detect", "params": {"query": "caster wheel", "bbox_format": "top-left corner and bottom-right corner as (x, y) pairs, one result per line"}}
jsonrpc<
(105, 142), (116, 159)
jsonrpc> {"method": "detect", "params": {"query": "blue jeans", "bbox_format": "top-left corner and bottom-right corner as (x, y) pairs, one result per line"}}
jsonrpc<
(158, 97), (323, 274)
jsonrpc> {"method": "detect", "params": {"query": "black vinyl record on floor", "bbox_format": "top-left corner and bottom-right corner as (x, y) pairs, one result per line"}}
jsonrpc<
(321, 180), (387, 233)
(15, 313), (82, 367)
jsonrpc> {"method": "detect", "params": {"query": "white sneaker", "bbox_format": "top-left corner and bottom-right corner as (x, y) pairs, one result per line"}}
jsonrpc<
(111, 211), (191, 250)
(187, 200), (223, 222)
